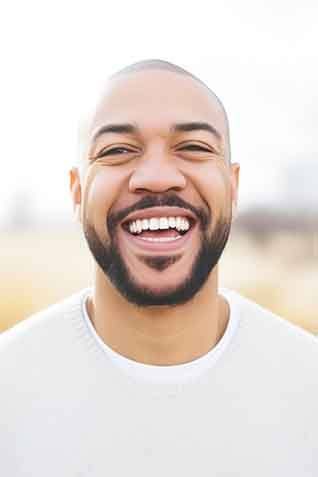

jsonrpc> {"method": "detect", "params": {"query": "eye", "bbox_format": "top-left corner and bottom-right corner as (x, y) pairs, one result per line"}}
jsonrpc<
(97, 146), (135, 157)
(177, 143), (214, 153)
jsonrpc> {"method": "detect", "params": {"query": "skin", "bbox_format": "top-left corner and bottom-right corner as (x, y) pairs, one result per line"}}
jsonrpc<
(70, 69), (240, 365)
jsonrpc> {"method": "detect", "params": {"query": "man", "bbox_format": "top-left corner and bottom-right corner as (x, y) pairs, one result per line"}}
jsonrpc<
(1, 60), (317, 476)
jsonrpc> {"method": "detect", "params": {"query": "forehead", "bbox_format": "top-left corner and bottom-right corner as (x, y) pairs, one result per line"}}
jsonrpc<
(91, 70), (227, 138)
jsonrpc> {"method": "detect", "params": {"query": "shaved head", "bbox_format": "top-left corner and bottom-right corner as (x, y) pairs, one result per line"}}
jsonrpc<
(110, 59), (220, 101)
(78, 59), (231, 166)
(109, 59), (230, 158)
(110, 59), (204, 81)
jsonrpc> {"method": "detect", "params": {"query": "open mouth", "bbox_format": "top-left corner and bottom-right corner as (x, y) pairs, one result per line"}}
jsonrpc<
(122, 215), (196, 237)
(120, 216), (197, 253)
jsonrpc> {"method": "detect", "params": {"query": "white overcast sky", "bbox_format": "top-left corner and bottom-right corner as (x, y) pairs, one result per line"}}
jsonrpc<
(0, 1), (317, 226)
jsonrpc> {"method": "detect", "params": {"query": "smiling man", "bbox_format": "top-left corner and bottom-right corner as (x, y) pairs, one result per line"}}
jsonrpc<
(1, 60), (318, 476)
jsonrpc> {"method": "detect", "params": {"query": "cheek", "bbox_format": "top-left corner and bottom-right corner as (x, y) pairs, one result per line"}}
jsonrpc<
(192, 164), (231, 207)
(84, 168), (122, 225)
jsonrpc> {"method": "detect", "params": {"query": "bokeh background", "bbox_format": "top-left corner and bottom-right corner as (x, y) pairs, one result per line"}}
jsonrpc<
(1, 1), (317, 333)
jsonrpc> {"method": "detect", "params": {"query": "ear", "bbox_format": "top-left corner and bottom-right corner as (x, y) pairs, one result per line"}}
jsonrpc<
(230, 162), (240, 219)
(69, 167), (82, 223)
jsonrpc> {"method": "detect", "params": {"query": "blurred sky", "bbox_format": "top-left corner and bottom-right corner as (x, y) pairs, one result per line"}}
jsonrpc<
(0, 1), (317, 227)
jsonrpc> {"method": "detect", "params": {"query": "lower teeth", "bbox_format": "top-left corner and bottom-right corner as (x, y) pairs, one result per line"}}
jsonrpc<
(138, 235), (183, 242)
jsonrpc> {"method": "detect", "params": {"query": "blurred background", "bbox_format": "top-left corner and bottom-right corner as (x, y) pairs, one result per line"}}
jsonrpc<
(0, 1), (317, 333)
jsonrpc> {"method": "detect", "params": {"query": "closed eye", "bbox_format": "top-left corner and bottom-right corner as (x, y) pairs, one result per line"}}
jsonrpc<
(92, 143), (217, 161)
(177, 143), (215, 153)
(97, 146), (136, 157)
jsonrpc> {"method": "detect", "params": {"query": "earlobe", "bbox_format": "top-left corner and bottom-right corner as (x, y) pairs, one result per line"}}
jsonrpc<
(232, 201), (238, 219)
(69, 168), (82, 223)
(230, 162), (240, 220)
(74, 204), (81, 222)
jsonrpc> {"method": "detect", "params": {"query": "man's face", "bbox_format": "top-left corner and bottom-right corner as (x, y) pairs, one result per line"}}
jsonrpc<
(72, 70), (239, 307)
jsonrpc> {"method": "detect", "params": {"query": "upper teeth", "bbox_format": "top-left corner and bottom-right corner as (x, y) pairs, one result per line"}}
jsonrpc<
(128, 216), (191, 234)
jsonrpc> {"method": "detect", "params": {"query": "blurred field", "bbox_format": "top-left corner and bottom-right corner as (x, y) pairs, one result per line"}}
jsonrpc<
(0, 226), (317, 334)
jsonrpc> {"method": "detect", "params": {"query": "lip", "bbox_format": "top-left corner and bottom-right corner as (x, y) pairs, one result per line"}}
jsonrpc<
(121, 206), (197, 227)
(119, 221), (198, 254)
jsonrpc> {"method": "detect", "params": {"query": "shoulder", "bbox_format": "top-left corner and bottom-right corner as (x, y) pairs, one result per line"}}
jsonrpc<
(0, 288), (90, 362)
(0, 288), (93, 427)
(220, 290), (318, 448)
(221, 287), (318, 368)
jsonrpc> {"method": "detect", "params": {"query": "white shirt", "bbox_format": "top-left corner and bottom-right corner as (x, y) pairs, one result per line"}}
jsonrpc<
(1, 288), (317, 476)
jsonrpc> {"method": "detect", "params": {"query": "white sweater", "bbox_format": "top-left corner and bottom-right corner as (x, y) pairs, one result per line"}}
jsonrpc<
(1, 288), (317, 476)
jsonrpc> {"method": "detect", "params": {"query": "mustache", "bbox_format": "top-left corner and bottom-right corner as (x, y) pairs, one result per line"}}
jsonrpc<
(107, 194), (209, 230)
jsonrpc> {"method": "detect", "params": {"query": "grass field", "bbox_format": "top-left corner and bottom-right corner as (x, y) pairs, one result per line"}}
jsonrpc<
(1, 227), (317, 334)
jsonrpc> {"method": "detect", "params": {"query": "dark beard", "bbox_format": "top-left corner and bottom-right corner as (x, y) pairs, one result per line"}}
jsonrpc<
(83, 213), (232, 308)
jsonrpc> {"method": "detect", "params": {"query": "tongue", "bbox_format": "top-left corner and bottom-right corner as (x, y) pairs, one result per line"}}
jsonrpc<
(138, 229), (180, 238)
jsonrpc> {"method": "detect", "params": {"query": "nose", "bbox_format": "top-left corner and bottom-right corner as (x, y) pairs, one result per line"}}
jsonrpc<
(128, 148), (187, 193)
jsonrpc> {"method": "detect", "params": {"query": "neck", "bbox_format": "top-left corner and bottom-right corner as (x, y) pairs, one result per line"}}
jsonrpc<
(86, 266), (229, 366)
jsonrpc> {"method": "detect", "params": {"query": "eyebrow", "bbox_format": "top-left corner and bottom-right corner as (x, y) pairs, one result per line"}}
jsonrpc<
(91, 120), (222, 144)
(172, 121), (221, 140)
(91, 123), (137, 143)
